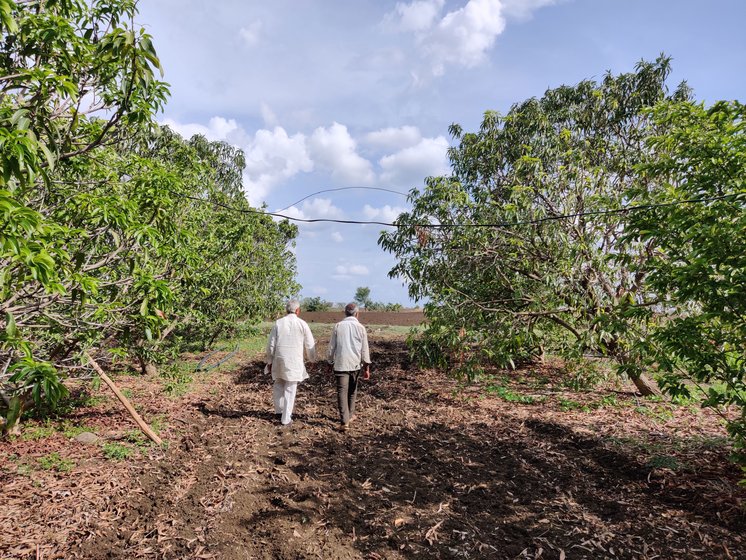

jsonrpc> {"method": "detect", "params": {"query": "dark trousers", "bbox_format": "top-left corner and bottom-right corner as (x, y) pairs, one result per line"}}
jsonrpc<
(335, 369), (361, 425)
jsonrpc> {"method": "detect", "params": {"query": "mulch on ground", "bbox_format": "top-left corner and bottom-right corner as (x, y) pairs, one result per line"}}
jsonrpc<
(1, 333), (744, 559)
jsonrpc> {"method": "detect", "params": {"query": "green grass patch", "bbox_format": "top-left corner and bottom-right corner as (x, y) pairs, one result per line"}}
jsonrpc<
(160, 361), (195, 396)
(557, 397), (588, 412)
(37, 452), (74, 472)
(60, 421), (96, 439)
(21, 422), (56, 441)
(634, 405), (674, 422)
(102, 442), (134, 460)
(484, 383), (536, 404)
(647, 454), (681, 471)
(597, 394), (620, 408)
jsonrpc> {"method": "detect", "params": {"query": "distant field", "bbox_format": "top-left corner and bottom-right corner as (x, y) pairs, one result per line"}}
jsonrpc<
(302, 310), (425, 326)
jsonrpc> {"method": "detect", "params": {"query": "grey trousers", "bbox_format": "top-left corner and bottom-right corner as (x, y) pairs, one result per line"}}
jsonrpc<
(335, 369), (361, 425)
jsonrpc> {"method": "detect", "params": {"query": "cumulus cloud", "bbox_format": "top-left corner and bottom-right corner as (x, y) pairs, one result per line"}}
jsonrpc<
(335, 264), (370, 276)
(502, 0), (559, 20)
(424, 0), (506, 74)
(161, 117), (314, 204)
(260, 102), (278, 127)
(282, 198), (344, 221)
(239, 21), (263, 46)
(331, 231), (344, 243)
(379, 135), (450, 187)
(162, 116), (244, 143)
(243, 127), (314, 203)
(307, 122), (375, 185)
(363, 204), (408, 224)
(364, 125), (422, 151)
(384, 0), (553, 76)
(385, 0), (445, 31)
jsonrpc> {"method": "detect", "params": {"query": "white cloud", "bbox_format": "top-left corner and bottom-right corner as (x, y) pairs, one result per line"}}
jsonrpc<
(364, 125), (422, 151)
(379, 135), (449, 187)
(308, 286), (329, 295)
(162, 116), (243, 143)
(260, 102), (278, 127)
(424, 0), (506, 74)
(331, 231), (344, 243)
(335, 264), (370, 276)
(161, 117), (313, 204)
(385, 0), (445, 31)
(239, 21), (263, 46)
(282, 198), (344, 222)
(308, 122), (375, 185)
(363, 204), (408, 223)
(384, 0), (556, 76)
(243, 127), (313, 203)
(502, 0), (558, 20)
(277, 198), (345, 239)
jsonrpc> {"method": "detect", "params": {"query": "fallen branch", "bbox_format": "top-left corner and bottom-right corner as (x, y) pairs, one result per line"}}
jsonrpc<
(85, 352), (163, 445)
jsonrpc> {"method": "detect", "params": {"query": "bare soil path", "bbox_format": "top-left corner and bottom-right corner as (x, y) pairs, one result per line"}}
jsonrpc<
(2, 333), (745, 559)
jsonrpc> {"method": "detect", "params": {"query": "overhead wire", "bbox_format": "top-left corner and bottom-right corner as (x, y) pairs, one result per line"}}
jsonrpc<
(173, 189), (742, 229)
(276, 186), (408, 212)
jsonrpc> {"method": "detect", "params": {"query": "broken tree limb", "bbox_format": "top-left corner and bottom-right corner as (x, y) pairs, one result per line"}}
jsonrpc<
(85, 352), (163, 445)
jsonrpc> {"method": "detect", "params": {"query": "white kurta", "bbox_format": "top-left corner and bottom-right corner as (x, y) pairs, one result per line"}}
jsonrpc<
(266, 313), (317, 382)
(328, 316), (371, 371)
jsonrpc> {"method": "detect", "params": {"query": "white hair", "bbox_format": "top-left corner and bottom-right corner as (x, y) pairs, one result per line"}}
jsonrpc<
(344, 302), (358, 317)
(286, 299), (300, 313)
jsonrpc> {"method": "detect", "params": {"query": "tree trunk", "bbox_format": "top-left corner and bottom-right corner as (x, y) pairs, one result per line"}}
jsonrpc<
(630, 372), (660, 396)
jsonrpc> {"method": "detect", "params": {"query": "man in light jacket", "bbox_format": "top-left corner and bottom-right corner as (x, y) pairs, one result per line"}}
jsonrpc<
(266, 299), (316, 426)
(328, 302), (371, 431)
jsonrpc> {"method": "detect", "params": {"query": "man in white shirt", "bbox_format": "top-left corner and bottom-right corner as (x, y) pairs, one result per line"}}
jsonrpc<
(327, 303), (371, 431)
(266, 299), (317, 426)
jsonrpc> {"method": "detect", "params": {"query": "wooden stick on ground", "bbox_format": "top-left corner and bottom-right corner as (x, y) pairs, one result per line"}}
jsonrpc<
(85, 352), (163, 445)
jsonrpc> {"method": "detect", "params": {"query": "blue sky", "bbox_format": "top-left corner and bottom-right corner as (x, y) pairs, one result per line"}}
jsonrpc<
(137, 0), (746, 305)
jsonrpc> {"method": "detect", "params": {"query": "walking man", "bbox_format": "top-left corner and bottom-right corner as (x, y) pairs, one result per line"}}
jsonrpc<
(266, 299), (316, 426)
(328, 303), (371, 431)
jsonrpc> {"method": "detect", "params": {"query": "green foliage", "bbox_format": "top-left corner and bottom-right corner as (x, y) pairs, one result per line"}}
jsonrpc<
(160, 362), (193, 396)
(365, 301), (404, 311)
(647, 455), (681, 471)
(562, 359), (608, 392)
(60, 421), (94, 439)
(625, 99), (746, 458)
(354, 286), (371, 308)
(597, 394), (620, 408)
(380, 56), (691, 395)
(302, 296), (331, 312)
(20, 422), (55, 440)
(0, 0), (298, 428)
(37, 452), (74, 472)
(484, 382), (535, 404)
(102, 442), (133, 460)
(557, 397), (586, 412)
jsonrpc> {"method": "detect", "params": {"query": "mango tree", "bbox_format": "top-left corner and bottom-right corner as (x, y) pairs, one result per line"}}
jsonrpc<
(0, 0), (299, 431)
(626, 100), (746, 458)
(380, 57), (690, 395)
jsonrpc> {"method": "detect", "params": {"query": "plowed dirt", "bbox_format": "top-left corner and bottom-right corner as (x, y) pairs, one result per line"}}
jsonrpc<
(2, 330), (744, 559)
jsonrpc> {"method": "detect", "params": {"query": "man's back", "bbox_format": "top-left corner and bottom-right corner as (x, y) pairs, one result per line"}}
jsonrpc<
(329, 316), (370, 371)
(267, 314), (316, 381)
